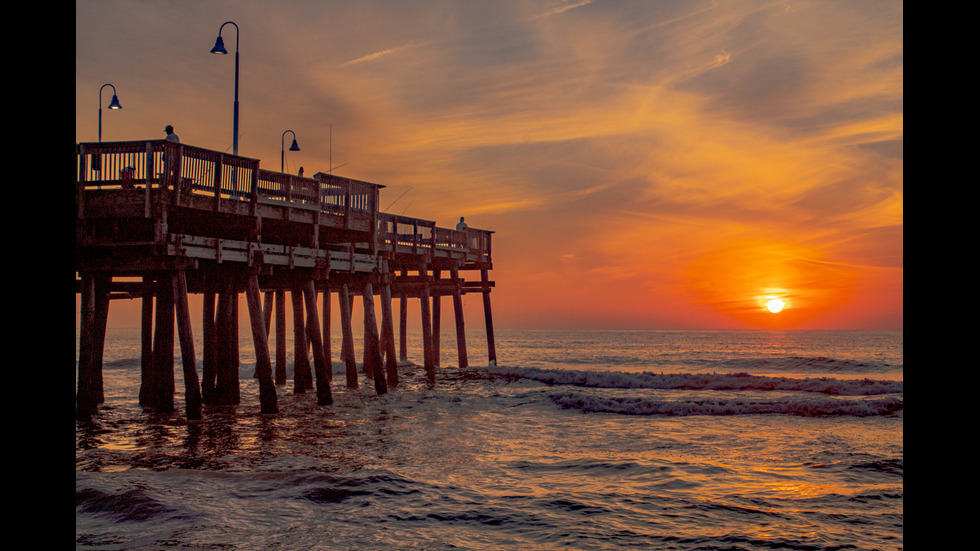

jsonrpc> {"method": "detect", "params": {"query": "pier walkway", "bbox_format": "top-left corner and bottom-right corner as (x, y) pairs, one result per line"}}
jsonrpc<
(76, 139), (496, 419)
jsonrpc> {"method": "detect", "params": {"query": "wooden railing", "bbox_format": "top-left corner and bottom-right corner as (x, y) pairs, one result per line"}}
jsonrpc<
(378, 213), (435, 255)
(76, 140), (489, 262)
(378, 213), (492, 262)
(76, 140), (380, 216)
(77, 140), (259, 197)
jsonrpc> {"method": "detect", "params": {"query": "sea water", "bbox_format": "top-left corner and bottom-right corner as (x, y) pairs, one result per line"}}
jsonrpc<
(76, 328), (903, 550)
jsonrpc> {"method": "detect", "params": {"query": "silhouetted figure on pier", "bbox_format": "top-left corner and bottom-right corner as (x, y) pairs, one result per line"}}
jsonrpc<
(456, 217), (467, 230)
(164, 125), (180, 180)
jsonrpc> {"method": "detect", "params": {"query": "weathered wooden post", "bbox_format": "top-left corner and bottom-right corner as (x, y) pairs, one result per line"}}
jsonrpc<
(173, 270), (203, 420)
(320, 287), (333, 382)
(303, 280), (333, 406)
(93, 277), (110, 404)
(432, 269), (441, 367)
(420, 264), (435, 381)
(150, 272), (176, 411)
(399, 269), (408, 362)
(481, 267), (497, 366)
(76, 273), (99, 417)
(263, 291), (274, 338)
(451, 266), (468, 369)
(214, 278), (240, 405)
(339, 284), (358, 389)
(275, 288), (287, 385)
(245, 274), (279, 414)
(291, 285), (313, 393)
(201, 280), (217, 404)
(380, 262), (399, 387)
(139, 276), (155, 405)
(362, 282), (387, 395)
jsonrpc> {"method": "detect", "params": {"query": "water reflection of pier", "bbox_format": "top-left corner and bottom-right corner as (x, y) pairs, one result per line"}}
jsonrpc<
(76, 140), (496, 420)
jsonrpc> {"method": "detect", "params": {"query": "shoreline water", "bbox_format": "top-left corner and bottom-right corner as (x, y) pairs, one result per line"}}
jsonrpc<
(77, 328), (902, 550)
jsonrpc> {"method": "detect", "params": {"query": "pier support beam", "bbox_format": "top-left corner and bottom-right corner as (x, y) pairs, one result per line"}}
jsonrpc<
(149, 272), (176, 411)
(432, 270), (441, 367)
(420, 265), (435, 382)
(76, 273), (104, 417)
(245, 274), (279, 414)
(275, 288), (287, 386)
(320, 288), (333, 382)
(399, 270), (408, 363)
(362, 282), (387, 395)
(451, 266), (468, 369)
(213, 277), (241, 405)
(291, 285), (313, 394)
(201, 284), (217, 404)
(380, 266), (398, 387)
(482, 267), (497, 366)
(93, 277), (109, 405)
(303, 280), (333, 406)
(174, 270), (203, 420)
(339, 284), (358, 389)
(140, 276), (155, 405)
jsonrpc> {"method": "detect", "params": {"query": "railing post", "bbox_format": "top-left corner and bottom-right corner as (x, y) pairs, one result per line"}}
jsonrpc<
(412, 221), (419, 255)
(370, 186), (379, 254)
(214, 154), (223, 208)
(77, 144), (87, 219)
(250, 160), (259, 202)
(344, 180), (352, 229)
(144, 142), (153, 217)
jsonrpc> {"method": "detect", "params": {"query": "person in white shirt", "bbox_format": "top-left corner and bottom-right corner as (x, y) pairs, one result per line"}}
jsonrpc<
(163, 125), (181, 180)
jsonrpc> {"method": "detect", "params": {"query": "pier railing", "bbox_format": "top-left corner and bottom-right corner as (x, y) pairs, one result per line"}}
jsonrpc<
(76, 140), (489, 263)
(76, 140), (379, 217)
(378, 213), (492, 263)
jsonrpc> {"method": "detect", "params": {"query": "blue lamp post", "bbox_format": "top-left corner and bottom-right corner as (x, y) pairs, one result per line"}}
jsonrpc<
(98, 83), (122, 142)
(211, 21), (240, 155)
(281, 130), (300, 173)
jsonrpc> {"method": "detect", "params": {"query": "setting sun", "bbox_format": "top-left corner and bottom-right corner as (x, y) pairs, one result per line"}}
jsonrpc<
(765, 298), (786, 313)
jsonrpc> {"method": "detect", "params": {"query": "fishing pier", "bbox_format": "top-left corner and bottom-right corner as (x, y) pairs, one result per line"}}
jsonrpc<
(76, 140), (496, 419)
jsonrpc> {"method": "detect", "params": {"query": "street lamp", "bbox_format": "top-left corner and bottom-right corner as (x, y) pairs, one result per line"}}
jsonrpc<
(281, 130), (300, 173)
(211, 21), (240, 155)
(98, 83), (122, 142)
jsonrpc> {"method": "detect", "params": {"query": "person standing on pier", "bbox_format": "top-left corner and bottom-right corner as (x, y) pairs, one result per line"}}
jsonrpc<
(456, 217), (467, 230)
(163, 125), (181, 181)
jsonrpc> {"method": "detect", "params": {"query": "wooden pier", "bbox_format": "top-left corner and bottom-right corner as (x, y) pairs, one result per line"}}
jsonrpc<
(76, 140), (495, 419)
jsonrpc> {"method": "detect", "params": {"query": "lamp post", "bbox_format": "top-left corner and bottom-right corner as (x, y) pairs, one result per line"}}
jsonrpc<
(98, 83), (122, 142)
(211, 21), (240, 155)
(281, 130), (300, 173)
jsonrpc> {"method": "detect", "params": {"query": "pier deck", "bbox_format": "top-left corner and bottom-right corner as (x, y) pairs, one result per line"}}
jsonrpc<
(76, 140), (495, 419)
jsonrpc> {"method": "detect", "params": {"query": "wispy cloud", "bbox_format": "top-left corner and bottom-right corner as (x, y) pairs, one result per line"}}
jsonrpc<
(338, 43), (419, 68)
(525, 0), (596, 21)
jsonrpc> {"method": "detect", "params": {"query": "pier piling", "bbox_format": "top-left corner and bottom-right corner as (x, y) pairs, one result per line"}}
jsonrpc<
(245, 273), (278, 414)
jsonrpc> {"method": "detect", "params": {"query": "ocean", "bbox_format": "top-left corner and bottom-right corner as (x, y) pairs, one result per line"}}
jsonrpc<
(76, 328), (903, 550)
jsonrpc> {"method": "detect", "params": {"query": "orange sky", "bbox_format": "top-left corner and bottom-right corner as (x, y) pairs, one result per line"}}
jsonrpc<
(76, 0), (902, 330)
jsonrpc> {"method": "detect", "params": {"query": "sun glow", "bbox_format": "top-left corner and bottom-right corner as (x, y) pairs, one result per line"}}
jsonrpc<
(765, 297), (786, 313)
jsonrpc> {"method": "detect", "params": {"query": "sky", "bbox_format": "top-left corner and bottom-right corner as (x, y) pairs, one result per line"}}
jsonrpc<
(76, 0), (903, 331)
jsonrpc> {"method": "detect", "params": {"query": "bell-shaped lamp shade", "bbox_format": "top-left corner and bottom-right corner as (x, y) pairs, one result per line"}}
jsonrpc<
(108, 94), (122, 110)
(289, 138), (300, 151)
(210, 35), (228, 55)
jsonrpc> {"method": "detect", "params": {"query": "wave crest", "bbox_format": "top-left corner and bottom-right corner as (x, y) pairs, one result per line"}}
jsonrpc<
(548, 390), (903, 417)
(483, 365), (902, 396)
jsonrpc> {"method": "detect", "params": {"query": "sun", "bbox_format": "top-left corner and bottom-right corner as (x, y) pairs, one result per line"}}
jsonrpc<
(764, 297), (786, 313)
